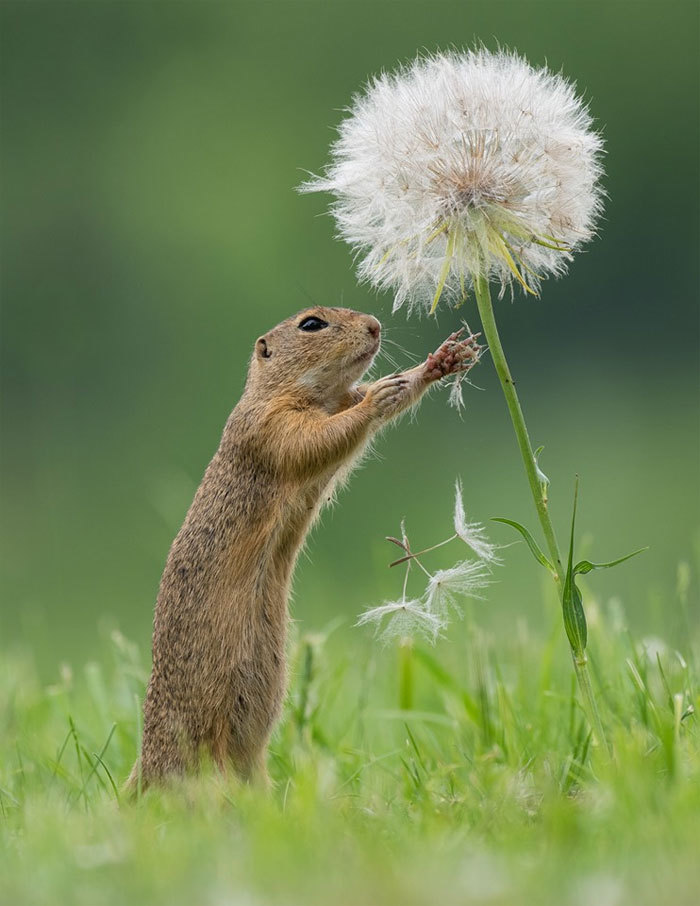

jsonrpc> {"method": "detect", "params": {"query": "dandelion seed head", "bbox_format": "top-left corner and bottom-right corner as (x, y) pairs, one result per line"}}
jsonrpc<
(425, 559), (493, 619)
(357, 599), (445, 644)
(454, 479), (502, 565)
(301, 48), (604, 314)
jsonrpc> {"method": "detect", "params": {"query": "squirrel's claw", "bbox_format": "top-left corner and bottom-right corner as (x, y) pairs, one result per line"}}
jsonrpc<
(424, 330), (483, 381)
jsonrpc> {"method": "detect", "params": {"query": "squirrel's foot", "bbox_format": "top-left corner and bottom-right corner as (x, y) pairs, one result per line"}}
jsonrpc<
(423, 329), (483, 382)
(364, 374), (412, 419)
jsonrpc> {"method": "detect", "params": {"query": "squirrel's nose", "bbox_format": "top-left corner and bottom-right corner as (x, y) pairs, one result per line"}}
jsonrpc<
(366, 317), (381, 339)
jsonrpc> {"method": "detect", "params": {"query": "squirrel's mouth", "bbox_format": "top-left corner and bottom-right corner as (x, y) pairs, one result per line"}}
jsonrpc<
(354, 338), (380, 365)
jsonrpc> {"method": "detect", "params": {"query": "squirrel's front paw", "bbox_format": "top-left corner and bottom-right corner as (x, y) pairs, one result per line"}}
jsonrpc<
(423, 329), (483, 382)
(364, 374), (411, 418)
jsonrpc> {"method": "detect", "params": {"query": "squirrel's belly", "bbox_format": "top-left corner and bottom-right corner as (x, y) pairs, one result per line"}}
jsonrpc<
(220, 640), (287, 754)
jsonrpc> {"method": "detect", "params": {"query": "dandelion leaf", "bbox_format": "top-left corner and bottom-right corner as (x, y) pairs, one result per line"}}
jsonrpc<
(492, 517), (554, 573)
(574, 548), (648, 576)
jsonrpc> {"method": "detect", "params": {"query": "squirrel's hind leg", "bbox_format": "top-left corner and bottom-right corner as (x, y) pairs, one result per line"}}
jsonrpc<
(127, 708), (197, 793)
(210, 715), (272, 788)
(232, 744), (271, 788)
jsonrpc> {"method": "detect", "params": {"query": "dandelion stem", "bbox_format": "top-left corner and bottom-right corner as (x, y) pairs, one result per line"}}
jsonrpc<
(472, 274), (609, 753)
(390, 535), (457, 568)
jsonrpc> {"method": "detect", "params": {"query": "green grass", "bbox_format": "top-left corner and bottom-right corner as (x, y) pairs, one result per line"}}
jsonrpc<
(1, 584), (699, 906)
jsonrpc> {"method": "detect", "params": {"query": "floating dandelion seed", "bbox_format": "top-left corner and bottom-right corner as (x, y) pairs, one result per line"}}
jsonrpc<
(356, 599), (445, 644)
(301, 48), (604, 314)
(358, 521), (445, 644)
(453, 478), (502, 565)
(359, 502), (498, 644)
(424, 559), (493, 621)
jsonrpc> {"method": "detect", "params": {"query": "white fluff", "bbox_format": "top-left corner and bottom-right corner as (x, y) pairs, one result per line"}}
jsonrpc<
(424, 559), (493, 620)
(356, 599), (445, 644)
(453, 479), (502, 565)
(301, 49), (604, 314)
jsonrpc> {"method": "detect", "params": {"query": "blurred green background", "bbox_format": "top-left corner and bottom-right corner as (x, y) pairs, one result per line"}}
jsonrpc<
(1, 1), (698, 674)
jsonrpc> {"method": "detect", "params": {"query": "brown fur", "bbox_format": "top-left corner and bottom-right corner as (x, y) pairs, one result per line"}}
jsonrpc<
(128, 307), (479, 791)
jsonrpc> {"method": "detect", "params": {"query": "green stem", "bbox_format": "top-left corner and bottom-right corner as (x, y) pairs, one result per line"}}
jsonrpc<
(472, 274), (608, 753)
(572, 651), (606, 750)
(473, 276), (562, 579)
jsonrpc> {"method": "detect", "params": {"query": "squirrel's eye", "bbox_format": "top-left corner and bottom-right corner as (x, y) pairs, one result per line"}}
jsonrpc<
(298, 316), (329, 332)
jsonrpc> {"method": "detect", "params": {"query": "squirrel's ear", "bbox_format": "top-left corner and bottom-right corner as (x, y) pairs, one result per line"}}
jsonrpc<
(256, 337), (271, 360)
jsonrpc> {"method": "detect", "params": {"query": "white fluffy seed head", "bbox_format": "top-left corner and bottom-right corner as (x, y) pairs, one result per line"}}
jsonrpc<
(424, 559), (493, 620)
(356, 599), (445, 644)
(301, 48), (604, 314)
(453, 479), (502, 565)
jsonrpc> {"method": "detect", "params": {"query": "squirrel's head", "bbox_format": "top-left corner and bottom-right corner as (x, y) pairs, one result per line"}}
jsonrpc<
(248, 307), (381, 399)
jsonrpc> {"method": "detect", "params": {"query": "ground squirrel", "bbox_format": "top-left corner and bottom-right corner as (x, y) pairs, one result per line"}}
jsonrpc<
(129, 307), (480, 790)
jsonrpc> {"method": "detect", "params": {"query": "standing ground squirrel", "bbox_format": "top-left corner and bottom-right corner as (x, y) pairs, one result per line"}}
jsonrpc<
(129, 307), (480, 790)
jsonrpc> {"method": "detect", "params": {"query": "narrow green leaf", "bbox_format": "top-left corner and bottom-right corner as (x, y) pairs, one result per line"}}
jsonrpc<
(92, 751), (121, 804)
(562, 574), (588, 658)
(404, 723), (427, 774)
(412, 647), (480, 723)
(429, 228), (456, 314)
(574, 547), (648, 575)
(562, 478), (588, 658)
(490, 229), (538, 295)
(492, 517), (554, 573)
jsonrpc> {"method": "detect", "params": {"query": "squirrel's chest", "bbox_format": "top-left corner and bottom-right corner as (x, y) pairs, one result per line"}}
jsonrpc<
(273, 474), (335, 549)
